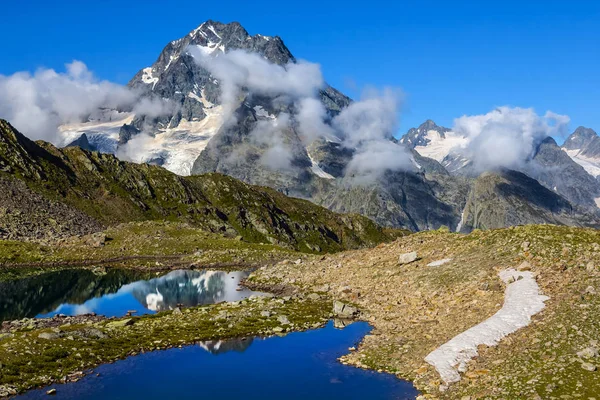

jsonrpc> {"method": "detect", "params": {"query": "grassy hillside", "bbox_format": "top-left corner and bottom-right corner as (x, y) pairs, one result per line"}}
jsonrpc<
(0, 119), (405, 252)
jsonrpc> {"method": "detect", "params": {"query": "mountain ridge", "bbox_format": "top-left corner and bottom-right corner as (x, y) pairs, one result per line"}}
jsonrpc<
(0, 119), (398, 251)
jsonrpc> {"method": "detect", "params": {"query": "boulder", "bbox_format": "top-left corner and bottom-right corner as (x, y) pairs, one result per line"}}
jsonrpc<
(85, 232), (107, 248)
(333, 301), (358, 318)
(38, 332), (60, 340)
(582, 362), (597, 371)
(398, 251), (418, 265)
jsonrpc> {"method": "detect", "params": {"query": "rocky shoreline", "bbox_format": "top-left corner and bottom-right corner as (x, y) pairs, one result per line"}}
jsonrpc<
(0, 282), (356, 398)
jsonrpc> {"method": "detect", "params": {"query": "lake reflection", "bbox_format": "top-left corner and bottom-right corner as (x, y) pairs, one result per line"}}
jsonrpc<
(0, 269), (263, 321)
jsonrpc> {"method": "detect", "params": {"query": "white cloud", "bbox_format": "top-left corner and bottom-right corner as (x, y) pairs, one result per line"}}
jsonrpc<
(0, 61), (134, 142)
(188, 47), (323, 121)
(452, 106), (570, 171)
(188, 48), (412, 181)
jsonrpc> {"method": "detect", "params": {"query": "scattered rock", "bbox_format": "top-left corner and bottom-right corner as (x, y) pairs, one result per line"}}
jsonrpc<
(277, 315), (290, 325)
(173, 307), (182, 315)
(260, 311), (271, 318)
(582, 362), (597, 372)
(577, 347), (599, 359)
(398, 251), (418, 265)
(586, 286), (597, 295)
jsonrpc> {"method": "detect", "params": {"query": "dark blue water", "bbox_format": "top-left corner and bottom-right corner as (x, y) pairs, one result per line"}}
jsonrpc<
(18, 321), (418, 400)
(0, 269), (263, 321)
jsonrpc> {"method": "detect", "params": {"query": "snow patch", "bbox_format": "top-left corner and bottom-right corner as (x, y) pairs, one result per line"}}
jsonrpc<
(58, 112), (134, 153)
(308, 154), (335, 179)
(562, 148), (600, 177)
(164, 55), (178, 72)
(425, 268), (549, 384)
(141, 67), (159, 89)
(125, 105), (224, 176)
(207, 25), (222, 39)
(455, 204), (468, 232)
(410, 155), (422, 170)
(427, 258), (452, 267)
(187, 91), (202, 103)
(414, 130), (468, 162)
(253, 105), (275, 119)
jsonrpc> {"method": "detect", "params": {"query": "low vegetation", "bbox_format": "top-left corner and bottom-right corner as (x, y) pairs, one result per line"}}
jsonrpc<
(252, 224), (600, 399)
(0, 294), (331, 396)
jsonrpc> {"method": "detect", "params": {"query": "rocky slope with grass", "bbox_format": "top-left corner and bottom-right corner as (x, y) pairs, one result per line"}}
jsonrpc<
(251, 224), (600, 399)
(0, 119), (400, 253)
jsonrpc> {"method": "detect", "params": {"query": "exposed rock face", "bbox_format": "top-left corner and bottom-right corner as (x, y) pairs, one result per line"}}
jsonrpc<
(563, 126), (600, 157)
(400, 120), (451, 149)
(459, 170), (598, 231)
(529, 137), (600, 208)
(561, 126), (600, 181)
(315, 171), (469, 231)
(122, 20), (350, 173)
(66, 134), (95, 152)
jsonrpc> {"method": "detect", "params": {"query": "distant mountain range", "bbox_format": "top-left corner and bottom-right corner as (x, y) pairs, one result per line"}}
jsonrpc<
(46, 21), (600, 232)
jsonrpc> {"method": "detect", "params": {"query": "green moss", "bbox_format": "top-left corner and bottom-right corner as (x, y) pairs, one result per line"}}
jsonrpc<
(0, 296), (331, 394)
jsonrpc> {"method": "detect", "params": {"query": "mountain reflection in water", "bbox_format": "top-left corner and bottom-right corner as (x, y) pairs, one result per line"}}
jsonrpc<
(0, 269), (263, 321)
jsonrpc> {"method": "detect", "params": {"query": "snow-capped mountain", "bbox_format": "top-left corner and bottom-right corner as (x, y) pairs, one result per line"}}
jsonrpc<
(58, 20), (349, 176)
(55, 20), (600, 232)
(562, 126), (600, 179)
(401, 121), (600, 209)
(399, 120), (471, 173)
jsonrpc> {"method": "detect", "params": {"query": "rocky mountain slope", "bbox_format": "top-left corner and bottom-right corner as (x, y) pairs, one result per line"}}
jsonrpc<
(252, 224), (600, 398)
(401, 121), (600, 211)
(0, 119), (397, 252)
(562, 126), (600, 181)
(55, 20), (599, 233)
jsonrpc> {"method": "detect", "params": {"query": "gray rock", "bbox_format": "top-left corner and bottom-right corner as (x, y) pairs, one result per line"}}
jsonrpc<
(577, 347), (599, 358)
(333, 301), (358, 318)
(398, 251), (418, 265)
(277, 315), (290, 325)
(582, 362), (597, 371)
(38, 332), (60, 340)
(307, 293), (321, 300)
(260, 310), (271, 318)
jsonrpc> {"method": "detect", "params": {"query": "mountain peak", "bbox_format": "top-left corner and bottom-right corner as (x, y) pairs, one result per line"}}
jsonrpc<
(400, 119), (451, 149)
(417, 119), (450, 133)
(563, 126), (599, 151)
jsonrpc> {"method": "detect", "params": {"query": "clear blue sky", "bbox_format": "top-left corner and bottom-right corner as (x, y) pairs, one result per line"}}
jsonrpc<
(1, 0), (598, 133)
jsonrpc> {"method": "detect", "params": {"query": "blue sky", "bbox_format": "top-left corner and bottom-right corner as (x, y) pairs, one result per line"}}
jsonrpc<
(1, 0), (598, 133)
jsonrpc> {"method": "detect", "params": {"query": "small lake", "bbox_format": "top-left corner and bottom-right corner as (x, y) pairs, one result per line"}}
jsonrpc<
(17, 321), (418, 399)
(0, 269), (263, 321)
